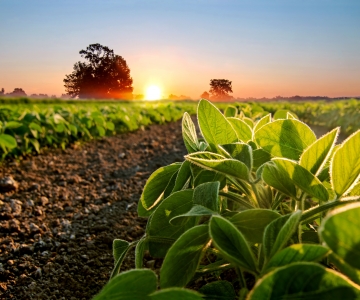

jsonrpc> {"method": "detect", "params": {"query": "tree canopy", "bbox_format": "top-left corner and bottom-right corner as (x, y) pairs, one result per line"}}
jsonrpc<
(64, 43), (133, 99)
(209, 79), (233, 101)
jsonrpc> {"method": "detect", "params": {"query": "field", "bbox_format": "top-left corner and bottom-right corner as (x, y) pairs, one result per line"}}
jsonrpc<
(1, 98), (360, 299)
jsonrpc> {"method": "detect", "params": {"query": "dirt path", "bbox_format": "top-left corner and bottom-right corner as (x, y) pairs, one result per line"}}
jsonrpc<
(0, 120), (187, 300)
(0, 120), (344, 299)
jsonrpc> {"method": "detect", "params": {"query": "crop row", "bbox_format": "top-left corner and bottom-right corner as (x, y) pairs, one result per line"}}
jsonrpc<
(0, 101), (197, 159)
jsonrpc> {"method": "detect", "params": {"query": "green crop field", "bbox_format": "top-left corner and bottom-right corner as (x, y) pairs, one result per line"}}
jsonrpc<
(92, 99), (360, 299)
(0, 97), (359, 161)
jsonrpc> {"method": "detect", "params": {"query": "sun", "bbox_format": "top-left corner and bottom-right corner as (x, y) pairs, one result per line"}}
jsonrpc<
(145, 85), (162, 100)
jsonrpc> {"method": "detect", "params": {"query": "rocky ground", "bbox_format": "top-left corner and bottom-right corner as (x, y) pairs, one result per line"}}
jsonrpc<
(0, 120), (187, 300)
(0, 119), (345, 300)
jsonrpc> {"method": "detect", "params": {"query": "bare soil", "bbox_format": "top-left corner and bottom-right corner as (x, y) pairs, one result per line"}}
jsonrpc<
(0, 120), (187, 300)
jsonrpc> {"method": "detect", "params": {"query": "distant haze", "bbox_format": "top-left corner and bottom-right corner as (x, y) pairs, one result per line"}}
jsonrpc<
(0, 0), (359, 98)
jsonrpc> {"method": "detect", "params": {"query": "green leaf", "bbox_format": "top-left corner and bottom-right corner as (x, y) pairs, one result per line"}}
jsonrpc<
(262, 244), (329, 274)
(30, 138), (40, 153)
(331, 130), (360, 197)
(106, 121), (115, 131)
(273, 109), (295, 120)
(263, 211), (302, 261)
(219, 143), (252, 171)
(227, 117), (253, 142)
(139, 163), (181, 216)
(172, 161), (192, 193)
(182, 112), (199, 153)
(253, 113), (271, 133)
(110, 239), (133, 278)
(0, 134), (17, 150)
(5, 121), (23, 129)
(300, 127), (339, 175)
(272, 158), (329, 202)
(248, 262), (360, 300)
(170, 205), (216, 226)
(262, 162), (297, 198)
(255, 119), (316, 160)
(96, 125), (106, 136)
(198, 99), (238, 152)
(148, 190), (195, 257)
(160, 225), (210, 288)
(93, 269), (156, 300)
(210, 216), (258, 272)
(185, 152), (249, 181)
(163, 171), (178, 199)
(193, 181), (220, 211)
(319, 203), (360, 270)
(150, 288), (203, 300)
(224, 105), (238, 117)
(194, 169), (225, 188)
(252, 148), (272, 170)
(349, 182), (360, 196)
(230, 209), (281, 244)
(198, 281), (236, 300)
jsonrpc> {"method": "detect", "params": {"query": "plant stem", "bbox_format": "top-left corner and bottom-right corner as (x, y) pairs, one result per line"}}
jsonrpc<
(236, 267), (247, 289)
(218, 191), (254, 209)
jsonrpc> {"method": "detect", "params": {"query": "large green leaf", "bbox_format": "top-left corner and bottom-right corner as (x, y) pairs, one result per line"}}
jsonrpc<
(210, 216), (258, 272)
(5, 121), (23, 129)
(93, 269), (156, 300)
(147, 190), (195, 257)
(255, 119), (316, 160)
(319, 203), (360, 270)
(150, 288), (203, 300)
(230, 209), (281, 244)
(248, 263), (360, 300)
(219, 143), (252, 171)
(263, 211), (302, 261)
(262, 162), (297, 198)
(185, 152), (249, 181)
(182, 112), (199, 153)
(227, 117), (253, 142)
(299, 127), (339, 175)
(272, 158), (329, 202)
(160, 225), (210, 288)
(262, 244), (329, 274)
(331, 130), (360, 197)
(197, 99), (238, 152)
(138, 163), (181, 216)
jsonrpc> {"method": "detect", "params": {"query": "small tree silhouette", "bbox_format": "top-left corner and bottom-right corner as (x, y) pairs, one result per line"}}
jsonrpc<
(209, 79), (233, 101)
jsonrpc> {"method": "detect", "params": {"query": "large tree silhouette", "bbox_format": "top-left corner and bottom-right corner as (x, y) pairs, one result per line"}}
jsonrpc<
(209, 79), (233, 101)
(64, 43), (133, 99)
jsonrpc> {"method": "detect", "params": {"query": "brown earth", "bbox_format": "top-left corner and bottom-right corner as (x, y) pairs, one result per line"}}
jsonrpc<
(0, 119), (345, 300)
(0, 120), (187, 300)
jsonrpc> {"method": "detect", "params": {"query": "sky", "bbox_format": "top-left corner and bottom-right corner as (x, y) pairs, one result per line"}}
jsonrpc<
(1, 0), (360, 99)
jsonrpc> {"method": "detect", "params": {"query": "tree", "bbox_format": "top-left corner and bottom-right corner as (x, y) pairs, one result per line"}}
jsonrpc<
(0, 88), (4, 95)
(7, 88), (27, 97)
(64, 43), (133, 99)
(200, 91), (209, 99)
(209, 79), (233, 101)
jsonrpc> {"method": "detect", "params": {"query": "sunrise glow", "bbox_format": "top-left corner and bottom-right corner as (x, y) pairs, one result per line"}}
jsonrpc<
(145, 85), (162, 100)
